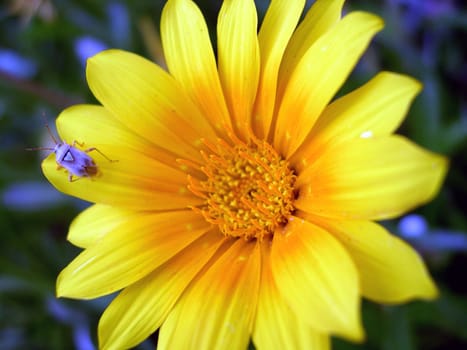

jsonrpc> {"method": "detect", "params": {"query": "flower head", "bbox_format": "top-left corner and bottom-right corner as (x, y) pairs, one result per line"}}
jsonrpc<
(43, 0), (448, 349)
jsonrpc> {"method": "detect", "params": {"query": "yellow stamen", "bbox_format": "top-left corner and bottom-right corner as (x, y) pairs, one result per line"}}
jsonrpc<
(190, 138), (296, 240)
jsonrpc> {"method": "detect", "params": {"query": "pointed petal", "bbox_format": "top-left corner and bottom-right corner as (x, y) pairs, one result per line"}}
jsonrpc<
(57, 211), (211, 299)
(274, 12), (383, 157)
(86, 49), (217, 162)
(306, 216), (438, 302)
(296, 136), (448, 220)
(42, 145), (201, 210)
(278, 0), (345, 95)
(271, 217), (362, 340)
(68, 204), (138, 248)
(253, 242), (330, 350)
(56, 104), (187, 170)
(158, 239), (261, 350)
(161, 0), (232, 136)
(252, 0), (305, 139)
(290, 72), (422, 170)
(217, 0), (260, 140)
(99, 230), (224, 350)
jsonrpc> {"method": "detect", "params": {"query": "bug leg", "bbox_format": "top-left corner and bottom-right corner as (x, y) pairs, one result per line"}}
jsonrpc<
(85, 147), (118, 163)
(69, 174), (85, 182)
(71, 140), (117, 162)
(72, 140), (85, 148)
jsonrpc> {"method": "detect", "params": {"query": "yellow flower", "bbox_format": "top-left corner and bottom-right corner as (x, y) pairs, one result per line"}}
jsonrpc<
(43, 0), (448, 349)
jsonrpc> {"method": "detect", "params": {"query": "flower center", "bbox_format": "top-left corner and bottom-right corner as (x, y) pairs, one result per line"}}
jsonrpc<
(189, 138), (296, 240)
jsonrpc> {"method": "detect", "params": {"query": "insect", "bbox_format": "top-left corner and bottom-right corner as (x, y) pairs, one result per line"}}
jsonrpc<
(27, 118), (116, 182)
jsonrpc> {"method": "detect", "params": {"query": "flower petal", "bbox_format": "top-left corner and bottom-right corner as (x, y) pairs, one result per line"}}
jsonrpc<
(252, 0), (305, 139)
(253, 242), (330, 350)
(305, 216), (438, 302)
(42, 145), (202, 210)
(86, 49), (217, 162)
(158, 239), (261, 350)
(217, 0), (260, 140)
(68, 204), (138, 248)
(296, 136), (448, 220)
(290, 72), (422, 170)
(278, 0), (345, 95)
(56, 104), (186, 170)
(271, 216), (362, 340)
(57, 211), (211, 299)
(274, 12), (383, 157)
(99, 230), (224, 350)
(161, 0), (232, 136)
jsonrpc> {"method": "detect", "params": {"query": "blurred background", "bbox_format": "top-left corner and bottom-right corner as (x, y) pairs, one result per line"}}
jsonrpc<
(0, 0), (466, 349)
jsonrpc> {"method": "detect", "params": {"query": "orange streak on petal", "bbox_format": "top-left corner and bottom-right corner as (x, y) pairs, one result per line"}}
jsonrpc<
(86, 49), (217, 161)
(217, 0), (260, 141)
(158, 239), (261, 350)
(99, 229), (225, 350)
(253, 241), (331, 350)
(161, 0), (232, 137)
(274, 12), (383, 157)
(295, 136), (448, 220)
(271, 216), (363, 340)
(252, 0), (305, 140)
(289, 72), (422, 170)
(57, 210), (212, 299)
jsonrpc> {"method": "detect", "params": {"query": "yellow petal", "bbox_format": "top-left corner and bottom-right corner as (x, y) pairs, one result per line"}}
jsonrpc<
(57, 211), (211, 299)
(252, 0), (305, 139)
(99, 230), (224, 350)
(271, 217), (363, 340)
(278, 0), (345, 95)
(274, 12), (384, 157)
(158, 239), (261, 350)
(253, 242), (330, 350)
(290, 72), (422, 170)
(305, 215), (438, 302)
(217, 0), (260, 140)
(42, 145), (201, 210)
(161, 0), (232, 136)
(296, 136), (448, 220)
(68, 204), (138, 248)
(56, 104), (187, 171)
(86, 49), (217, 162)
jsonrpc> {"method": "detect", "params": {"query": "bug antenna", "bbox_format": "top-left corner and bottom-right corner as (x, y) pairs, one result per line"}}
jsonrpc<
(41, 112), (58, 144)
(25, 146), (55, 151)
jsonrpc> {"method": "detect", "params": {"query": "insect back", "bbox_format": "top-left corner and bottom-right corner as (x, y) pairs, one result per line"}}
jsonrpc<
(27, 118), (116, 182)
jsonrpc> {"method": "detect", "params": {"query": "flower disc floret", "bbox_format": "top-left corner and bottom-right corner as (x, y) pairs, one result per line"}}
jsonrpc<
(190, 138), (296, 240)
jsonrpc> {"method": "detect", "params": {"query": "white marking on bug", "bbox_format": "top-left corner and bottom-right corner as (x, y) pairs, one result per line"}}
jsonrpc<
(26, 117), (117, 182)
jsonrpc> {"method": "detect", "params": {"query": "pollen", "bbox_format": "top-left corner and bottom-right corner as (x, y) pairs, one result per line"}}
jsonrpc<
(189, 137), (296, 240)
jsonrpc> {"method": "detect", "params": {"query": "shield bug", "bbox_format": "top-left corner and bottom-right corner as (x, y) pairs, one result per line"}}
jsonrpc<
(27, 118), (116, 182)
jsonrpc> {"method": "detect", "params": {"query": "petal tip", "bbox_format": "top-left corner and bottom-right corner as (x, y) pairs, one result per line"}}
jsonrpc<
(337, 311), (366, 343)
(56, 267), (83, 299)
(86, 49), (127, 79)
(349, 11), (385, 32)
(56, 272), (68, 298)
(419, 278), (440, 301)
(427, 153), (449, 200)
(344, 302), (366, 343)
